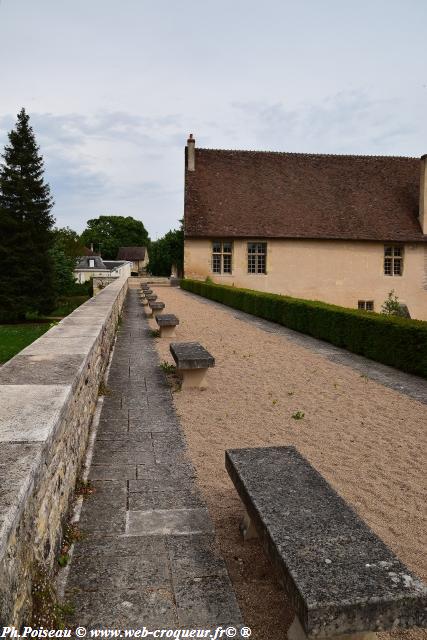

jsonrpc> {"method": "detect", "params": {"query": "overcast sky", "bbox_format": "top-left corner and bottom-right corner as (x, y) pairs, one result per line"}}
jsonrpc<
(0, 1), (426, 238)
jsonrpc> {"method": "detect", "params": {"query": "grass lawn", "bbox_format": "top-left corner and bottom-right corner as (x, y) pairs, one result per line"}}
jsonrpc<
(0, 295), (91, 363)
(0, 323), (52, 363)
(50, 295), (90, 317)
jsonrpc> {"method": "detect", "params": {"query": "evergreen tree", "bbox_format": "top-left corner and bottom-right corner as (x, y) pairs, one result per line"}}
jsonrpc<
(0, 109), (55, 321)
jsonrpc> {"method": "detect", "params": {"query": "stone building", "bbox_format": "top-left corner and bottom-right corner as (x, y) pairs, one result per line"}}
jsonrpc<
(183, 135), (427, 320)
(116, 246), (149, 275)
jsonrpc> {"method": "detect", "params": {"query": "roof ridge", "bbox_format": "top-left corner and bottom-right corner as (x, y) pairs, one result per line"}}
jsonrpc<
(197, 148), (418, 161)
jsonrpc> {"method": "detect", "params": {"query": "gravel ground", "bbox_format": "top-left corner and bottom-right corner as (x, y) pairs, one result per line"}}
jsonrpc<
(147, 286), (427, 640)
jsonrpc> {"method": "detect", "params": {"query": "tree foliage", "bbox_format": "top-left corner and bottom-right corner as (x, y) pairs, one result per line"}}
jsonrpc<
(0, 109), (55, 322)
(53, 226), (86, 258)
(148, 221), (184, 277)
(80, 215), (149, 259)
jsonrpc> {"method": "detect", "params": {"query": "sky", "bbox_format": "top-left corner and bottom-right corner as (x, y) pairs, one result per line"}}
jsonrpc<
(0, 0), (426, 239)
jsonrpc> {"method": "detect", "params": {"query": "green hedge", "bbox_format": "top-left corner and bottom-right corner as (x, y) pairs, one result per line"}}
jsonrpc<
(180, 279), (427, 379)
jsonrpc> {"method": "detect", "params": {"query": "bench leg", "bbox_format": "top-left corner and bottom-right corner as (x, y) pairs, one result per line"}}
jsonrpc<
(288, 616), (376, 640)
(239, 509), (258, 541)
(160, 325), (176, 338)
(181, 368), (208, 389)
(153, 309), (164, 318)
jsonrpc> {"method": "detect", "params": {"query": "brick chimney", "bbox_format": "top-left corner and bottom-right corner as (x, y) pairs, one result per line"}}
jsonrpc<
(187, 134), (195, 172)
(420, 155), (427, 234)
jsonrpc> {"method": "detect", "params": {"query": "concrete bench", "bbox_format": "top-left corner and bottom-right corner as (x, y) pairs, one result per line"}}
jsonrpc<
(169, 342), (215, 389)
(156, 313), (179, 337)
(148, 301), (165, 317)
(225, 446), (427, 640)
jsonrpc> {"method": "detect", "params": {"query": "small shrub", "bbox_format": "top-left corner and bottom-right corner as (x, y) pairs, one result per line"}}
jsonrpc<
(98, 381), (111, 396)
(160, 361), (176, 374)
(292, 411), (305, 420)
(150, 329), (160, 338)
(75, 477), (94, 497)
(381, 290), (401, 315)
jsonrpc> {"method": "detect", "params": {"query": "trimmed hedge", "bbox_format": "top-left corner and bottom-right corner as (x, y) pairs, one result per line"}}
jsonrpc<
(180, 279), (427, 379)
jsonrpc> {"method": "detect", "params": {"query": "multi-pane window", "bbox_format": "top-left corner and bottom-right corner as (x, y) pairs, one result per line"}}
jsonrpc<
(384, 246), (403, 276)
(358, 300), (374, 311)
(247, 242), (267, 274)
(212, 241), (232, 274)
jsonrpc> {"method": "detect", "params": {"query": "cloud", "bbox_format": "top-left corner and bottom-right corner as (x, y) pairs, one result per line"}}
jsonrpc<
(0, 110), (187, 237)
(231, 90), (425, 156)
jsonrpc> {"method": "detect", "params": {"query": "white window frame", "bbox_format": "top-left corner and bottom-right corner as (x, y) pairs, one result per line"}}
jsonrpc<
(247, 242), (267, 274)
(358, 300), (374, 311)
(384, 245), (403, 276)
(211, 240), (233, 275)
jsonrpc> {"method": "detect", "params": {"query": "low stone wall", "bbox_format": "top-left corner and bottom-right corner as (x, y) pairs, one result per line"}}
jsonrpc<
(0, 276), (129, 626)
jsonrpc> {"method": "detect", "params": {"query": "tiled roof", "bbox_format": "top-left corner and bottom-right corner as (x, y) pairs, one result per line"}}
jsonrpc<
(184, 148), (426, 242)
(75, 256), (107, 270)
(117, 246), (146, 260)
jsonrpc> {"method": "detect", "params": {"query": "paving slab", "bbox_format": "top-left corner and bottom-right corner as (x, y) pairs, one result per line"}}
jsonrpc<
(65, 289), (241, 629)
(126, 507), (213, 536)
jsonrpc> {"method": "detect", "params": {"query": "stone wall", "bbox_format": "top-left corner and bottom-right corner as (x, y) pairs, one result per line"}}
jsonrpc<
(0, 276), (129, 626)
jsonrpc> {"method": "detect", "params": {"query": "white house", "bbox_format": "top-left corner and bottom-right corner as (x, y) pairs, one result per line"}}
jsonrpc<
(74, 256), (131, 284)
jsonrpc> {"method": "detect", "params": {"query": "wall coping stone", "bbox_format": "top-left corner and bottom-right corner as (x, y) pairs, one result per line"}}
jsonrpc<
(0, 276), (128, 623)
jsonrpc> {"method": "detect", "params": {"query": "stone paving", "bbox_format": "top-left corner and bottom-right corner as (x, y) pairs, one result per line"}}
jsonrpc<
(65, 289), (242, 629)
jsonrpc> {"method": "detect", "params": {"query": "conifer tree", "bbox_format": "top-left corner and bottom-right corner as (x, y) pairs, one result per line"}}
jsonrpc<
(0, 108), (55, 321)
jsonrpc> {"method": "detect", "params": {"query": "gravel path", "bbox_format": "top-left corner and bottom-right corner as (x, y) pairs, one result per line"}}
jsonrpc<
(149, 286), (427, 640)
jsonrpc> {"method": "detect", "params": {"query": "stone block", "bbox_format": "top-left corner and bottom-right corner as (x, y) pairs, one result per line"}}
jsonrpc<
(226, 446), (427, 637)
(170, 342), (215, 370)
(156, 314), (179, 337)
(156, 314), (179, 327)
(0, 385), (72, 442)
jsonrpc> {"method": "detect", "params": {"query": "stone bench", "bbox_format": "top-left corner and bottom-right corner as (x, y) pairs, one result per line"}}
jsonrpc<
(169, 342), (215, 389)
(146, 293), (157, 302)
(156, 313), (179, 337)
(147, 301), (165, 317)
(225, 446), (427, 640)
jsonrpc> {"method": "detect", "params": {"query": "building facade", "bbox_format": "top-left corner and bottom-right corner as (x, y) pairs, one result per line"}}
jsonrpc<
(116, 247), (149, 275)
(184, 136), (427, 320)
(74, 256), (131, 283)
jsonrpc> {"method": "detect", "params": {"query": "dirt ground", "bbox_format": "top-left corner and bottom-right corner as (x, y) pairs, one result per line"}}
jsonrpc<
(147, 285), (427, 640)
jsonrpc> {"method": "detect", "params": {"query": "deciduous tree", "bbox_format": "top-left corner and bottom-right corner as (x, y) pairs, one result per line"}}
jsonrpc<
(80, 215), (149, 259)
(148, 221), (183, 277)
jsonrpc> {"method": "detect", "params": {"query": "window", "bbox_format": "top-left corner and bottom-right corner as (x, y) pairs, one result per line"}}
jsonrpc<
(212, 241), (232, 274)
(89, 259), (95, 268)
(247, 242), (267, 274)
(358, 300), (374, 311)
(384, 246), (403, 276)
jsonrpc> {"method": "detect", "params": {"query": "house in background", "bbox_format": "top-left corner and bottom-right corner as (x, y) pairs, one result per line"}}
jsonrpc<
(74, 256), (131, 284)
(183, 135), (427, 320)
(116, 246), (149, 275)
